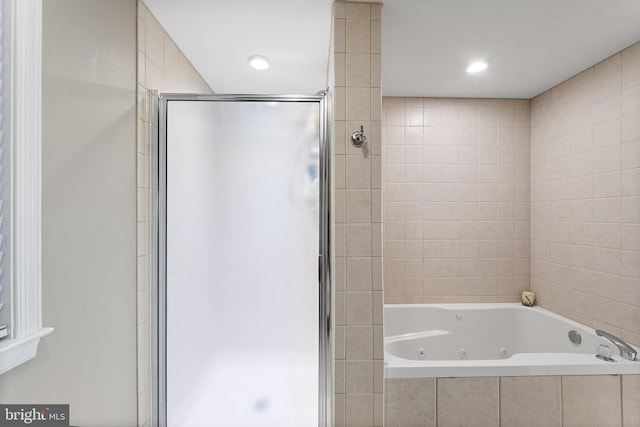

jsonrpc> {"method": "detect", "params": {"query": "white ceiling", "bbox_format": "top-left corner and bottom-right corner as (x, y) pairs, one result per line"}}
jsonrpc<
(145, 0), (640, 99)
(383, 0), (640, 98)
(144, 0), (333, 95)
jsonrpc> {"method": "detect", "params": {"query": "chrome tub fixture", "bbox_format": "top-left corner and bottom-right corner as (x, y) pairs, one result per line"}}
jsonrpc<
(596, 329), (637, 361)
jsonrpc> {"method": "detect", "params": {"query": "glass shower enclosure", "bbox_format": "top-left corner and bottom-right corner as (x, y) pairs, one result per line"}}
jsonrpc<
(152, 94), (330, 427)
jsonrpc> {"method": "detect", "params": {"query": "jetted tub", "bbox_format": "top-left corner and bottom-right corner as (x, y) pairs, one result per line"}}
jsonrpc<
(385, 303), (640, 378)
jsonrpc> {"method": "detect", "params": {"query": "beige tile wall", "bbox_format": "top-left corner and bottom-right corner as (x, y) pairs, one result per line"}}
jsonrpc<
(382, 98), (531, 303)
(438, 377), (499, 425)
(332, 2), (383, 426)
(136, 2), (213, 426)
(384, 378), (435, 427)
(531, 42), (640, 347)
(385, 374), (639, 427)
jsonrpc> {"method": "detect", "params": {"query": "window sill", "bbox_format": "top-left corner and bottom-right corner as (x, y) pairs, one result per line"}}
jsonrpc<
(0, 327), (53, 375)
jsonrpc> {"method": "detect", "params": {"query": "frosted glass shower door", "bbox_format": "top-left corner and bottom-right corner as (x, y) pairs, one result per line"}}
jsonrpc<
(164, 99), (321, 427)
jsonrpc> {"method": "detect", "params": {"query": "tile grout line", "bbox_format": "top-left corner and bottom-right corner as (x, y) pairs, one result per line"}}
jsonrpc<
(619, 375), (624, 427)
(435, 377), (439, 426)
(560, 376), (564, 426)
(497, 377), (501, 427)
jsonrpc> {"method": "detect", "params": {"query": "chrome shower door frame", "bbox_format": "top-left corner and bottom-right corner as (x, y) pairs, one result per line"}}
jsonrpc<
(150, 93), (332, 427)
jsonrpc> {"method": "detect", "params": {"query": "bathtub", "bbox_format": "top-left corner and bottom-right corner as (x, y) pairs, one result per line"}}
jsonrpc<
(385, 303), (640, 378)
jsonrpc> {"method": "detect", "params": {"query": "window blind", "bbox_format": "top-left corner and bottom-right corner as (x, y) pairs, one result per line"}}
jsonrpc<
(0, 0), (8, 341)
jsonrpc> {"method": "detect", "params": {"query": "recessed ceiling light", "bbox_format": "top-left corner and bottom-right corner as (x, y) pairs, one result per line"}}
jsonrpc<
(466, 61), (487, 74)
(248, 55), (270, 71)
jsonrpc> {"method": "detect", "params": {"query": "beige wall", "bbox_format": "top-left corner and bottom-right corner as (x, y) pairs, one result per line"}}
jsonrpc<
(136, 2), (213, 426)
(332, 2), (383, 426)
(0, 1), (138, 425)
(531, 42), (640, 347)
(386, 374), (640, 426)
(382, 97), (531, 303)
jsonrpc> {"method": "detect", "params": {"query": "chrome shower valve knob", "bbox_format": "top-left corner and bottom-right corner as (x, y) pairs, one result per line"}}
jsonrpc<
(351, 125), (367, 148)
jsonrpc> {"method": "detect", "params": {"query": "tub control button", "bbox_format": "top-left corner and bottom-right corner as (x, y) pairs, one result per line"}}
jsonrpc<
(456, 313), (462, 321)
(417, 348), (426, 359)
(568, 330), (582, 345)
(499, 347), (509, 358)
(459, 348), (468, 358)
(596, 344), (615, 362)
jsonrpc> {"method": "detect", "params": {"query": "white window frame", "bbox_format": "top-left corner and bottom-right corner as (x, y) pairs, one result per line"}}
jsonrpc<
(0, 0), (52, 375)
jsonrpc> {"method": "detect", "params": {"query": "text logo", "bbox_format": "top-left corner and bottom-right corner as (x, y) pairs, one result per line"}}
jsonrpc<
(0, 405), (69, 426)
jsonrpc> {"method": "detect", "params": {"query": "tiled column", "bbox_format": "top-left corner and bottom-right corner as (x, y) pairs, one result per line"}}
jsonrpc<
(333, 2), (383, 426)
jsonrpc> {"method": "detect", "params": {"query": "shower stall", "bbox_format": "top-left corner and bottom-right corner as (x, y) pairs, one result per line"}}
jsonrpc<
(151, 94), (331, 427)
